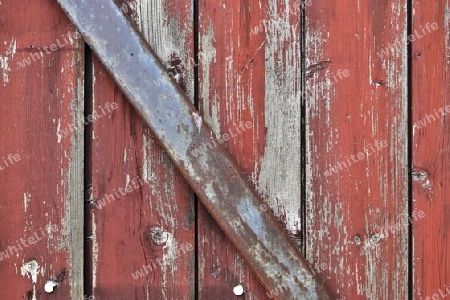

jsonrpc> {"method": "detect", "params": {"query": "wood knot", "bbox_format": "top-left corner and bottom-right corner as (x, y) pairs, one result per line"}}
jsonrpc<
(148, 226), (168, 245)
(412, 167), (433, 191)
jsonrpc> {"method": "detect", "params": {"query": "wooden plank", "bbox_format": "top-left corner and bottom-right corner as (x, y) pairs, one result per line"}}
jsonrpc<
(89, 0), (195, 298)
(198, 0), (303, 298)
(412, 1), (450, 298)
(0, 0), (84, 298)
(305, 1), (409, 298)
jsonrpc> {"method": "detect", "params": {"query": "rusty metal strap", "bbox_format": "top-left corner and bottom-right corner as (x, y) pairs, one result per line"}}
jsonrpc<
(56, 0), (332, 298)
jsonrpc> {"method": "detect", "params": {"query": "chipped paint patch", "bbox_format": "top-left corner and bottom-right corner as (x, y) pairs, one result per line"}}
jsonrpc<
(256, 0), (302, 234)
(137, 0), (195, 99)
(21, 260), (41, 283)
(23, 192), (31, 212)
(192, 112), (202, 132)
(141, 134), (152, 183)
(60, 50), (85, 298)
(21, 260), (41, 300)
(445, 2), (450, 64)
(161, 232), (177, 275)
(199, 24), (220, 135)
(0, 39), (17, 85)
(56, 119), (62, 144)
(125, 174), (131, 190)
(91, 214), (98, 290)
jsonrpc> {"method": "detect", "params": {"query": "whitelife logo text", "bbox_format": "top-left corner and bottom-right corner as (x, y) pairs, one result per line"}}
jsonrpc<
(191, 121), (253, 157)
(377, 22), (438, 59)
(0, 223), (58, 261)
(324, 140), (388, 176)
(17, 31), (81, 69)
(0, 153), (21, 171)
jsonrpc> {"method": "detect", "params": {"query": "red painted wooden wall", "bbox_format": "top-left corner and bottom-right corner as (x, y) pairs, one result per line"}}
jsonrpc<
(0, 0), (448, 299)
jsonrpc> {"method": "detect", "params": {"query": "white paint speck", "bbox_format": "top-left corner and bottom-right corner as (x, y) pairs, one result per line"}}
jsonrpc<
(233, 284), (245, 296)
(44, 280), (59, 293)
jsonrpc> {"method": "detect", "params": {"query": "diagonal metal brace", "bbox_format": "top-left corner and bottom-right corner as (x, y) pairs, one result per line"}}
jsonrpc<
(56, 0), (333, 298)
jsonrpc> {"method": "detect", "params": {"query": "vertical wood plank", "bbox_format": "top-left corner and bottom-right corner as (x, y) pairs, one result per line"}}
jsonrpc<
(198, 0), (303, 298)
(305, 1), (409, 298)
(90, 0), (195, 298)
(0, 0), (84, 298)
(412, 1), (450, 298)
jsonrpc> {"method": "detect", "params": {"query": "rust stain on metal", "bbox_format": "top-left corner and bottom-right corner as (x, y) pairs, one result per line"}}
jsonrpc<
(56, 0), (333, 298)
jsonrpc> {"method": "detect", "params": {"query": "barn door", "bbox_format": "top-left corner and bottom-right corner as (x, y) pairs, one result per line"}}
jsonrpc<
(0, 0), (449, 299)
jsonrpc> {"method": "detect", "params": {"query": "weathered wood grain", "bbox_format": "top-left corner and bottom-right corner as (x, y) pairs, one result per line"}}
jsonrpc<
(89, 0), (195, 298)
(305, 1), (409, 298)
(198, 0), (303, 298)
(0, 0), (84, 298)
(412, 1), (450, 298)
(3, 0), (449, 299)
